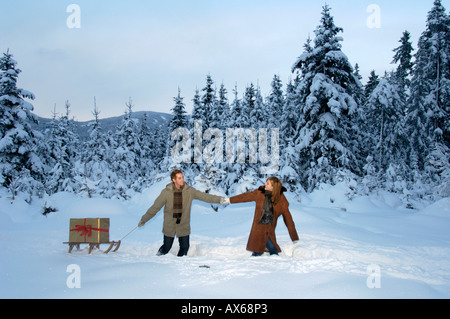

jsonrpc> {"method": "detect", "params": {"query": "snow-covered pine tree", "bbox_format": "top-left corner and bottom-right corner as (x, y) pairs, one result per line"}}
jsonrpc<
(215, 83), (231, 185)
(219, 84), (242, 193)
(138, 112), (155, 176)
(199, 78), (229, 188)
(361, 155), (378, 194)
(0, 50), (46, 199)
(78, 98), (102, 197)
(188, 88), (203, 175)
(241, 83), (256, 129)
(79, 98), (117, 198)
(201, 75), (217, 129)
(236, 83), (259, 183)
(218, 83), (231, 124)
(112, 98), (143, 198)
(291, 5), (363, 192)
(354, 64), (363, 82)
(150, 124), (169, 171)
(210, 83), (230, 130)
(191, 88), (203, 126)
(85, 98), (103, 162)
(250, 84), (266, 128)
(279, 79), (301, 192)
(266, 75), (284, 129)
(230, 84), (243, 128)
(364, 78), (409, 191)
(169, 88), (188, 132)
(391, 30), (414, 98)
(364, 70), (380, 101)
(97, 129), (119, 198)
(186, 76), (219, 181)
(406, 0), (449, 191)
(168, 88), (194, 176)
(425, 142), (450, 198)
(46, 101), (80, 195)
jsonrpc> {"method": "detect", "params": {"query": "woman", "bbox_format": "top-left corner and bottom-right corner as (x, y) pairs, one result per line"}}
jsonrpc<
(229, 177), (299, 256)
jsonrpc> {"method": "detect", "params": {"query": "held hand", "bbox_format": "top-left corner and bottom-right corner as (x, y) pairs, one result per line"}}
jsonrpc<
(220, 197), (230, 205)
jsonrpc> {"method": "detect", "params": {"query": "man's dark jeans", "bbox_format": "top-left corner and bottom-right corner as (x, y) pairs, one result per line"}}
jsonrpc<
(157, 235), (190, 257)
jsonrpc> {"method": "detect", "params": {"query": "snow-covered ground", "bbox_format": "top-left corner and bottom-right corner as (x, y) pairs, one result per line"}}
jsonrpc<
(1, 178), (449, 299)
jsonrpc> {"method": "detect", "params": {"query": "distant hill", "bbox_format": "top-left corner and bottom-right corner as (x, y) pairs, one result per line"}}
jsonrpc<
(34, 111), (173, 140)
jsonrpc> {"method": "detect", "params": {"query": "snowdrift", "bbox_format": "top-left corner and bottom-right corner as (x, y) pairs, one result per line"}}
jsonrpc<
(1, 180), (449, 299)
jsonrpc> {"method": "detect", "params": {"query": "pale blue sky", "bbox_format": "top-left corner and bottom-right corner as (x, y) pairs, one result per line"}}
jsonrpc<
(1, 0), (447, 121)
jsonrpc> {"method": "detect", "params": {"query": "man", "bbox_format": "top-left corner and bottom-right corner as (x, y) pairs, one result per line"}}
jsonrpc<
(138, 170), (228, 256)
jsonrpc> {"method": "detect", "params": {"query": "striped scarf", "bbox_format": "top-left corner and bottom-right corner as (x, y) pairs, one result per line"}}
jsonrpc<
(173, 189), (182, 224)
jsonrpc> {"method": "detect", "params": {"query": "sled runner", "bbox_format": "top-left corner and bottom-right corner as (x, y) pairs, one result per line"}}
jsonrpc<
(64, 218), (121, 254)
(63, 240), (121, 254)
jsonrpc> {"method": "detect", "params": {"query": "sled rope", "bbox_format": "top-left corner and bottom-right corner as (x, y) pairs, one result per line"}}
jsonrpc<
(120, 225), (138, 241)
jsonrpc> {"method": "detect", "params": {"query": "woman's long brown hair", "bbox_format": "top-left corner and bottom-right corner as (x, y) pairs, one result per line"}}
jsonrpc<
(267, 177), (282, 205)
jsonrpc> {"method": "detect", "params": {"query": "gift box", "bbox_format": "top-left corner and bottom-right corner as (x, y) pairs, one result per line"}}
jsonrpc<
(69, 218), (110, 243)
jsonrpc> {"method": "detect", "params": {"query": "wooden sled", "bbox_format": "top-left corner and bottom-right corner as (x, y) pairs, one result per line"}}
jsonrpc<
(63, 240), (121, 254)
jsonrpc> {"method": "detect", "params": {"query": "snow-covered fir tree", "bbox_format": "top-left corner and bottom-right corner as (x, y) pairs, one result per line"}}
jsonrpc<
(150, 124), (169, 172)
(279, 79), (299, 149)
(217, 84), (242, 193)
(201, 75), (217, 129)
(83, 98), (104, 165)
(46, 101), (80, 195)
(169, 88), (188, 132)
(391, 30), (414, 97)
(78, 98), (102, 197)
(191, 88), (203, 125)
(241, 83), (256, 128)
(168, 88), (193, 174)
(210, 83), (230, 130)
(233, 82), (260, 184)
(364, 78), (409, 192)
(139, 112), (156, 173)
(0, 50), (46, 199)
(291, 4), (363, 192)
(230, 84), (244, 128)
(79, 98), (117, 198)
(279, 79), (302, 192)
(364, 70), (380, 101)
(111, 98), (144, 198)
(250, 84), (266, 128)
(215, 83), (232, 188)
(353, 63), (363, 82)
(188, 88), (203, 175)
(406, 0), (449, 194)
(266, 74), (284, 129)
